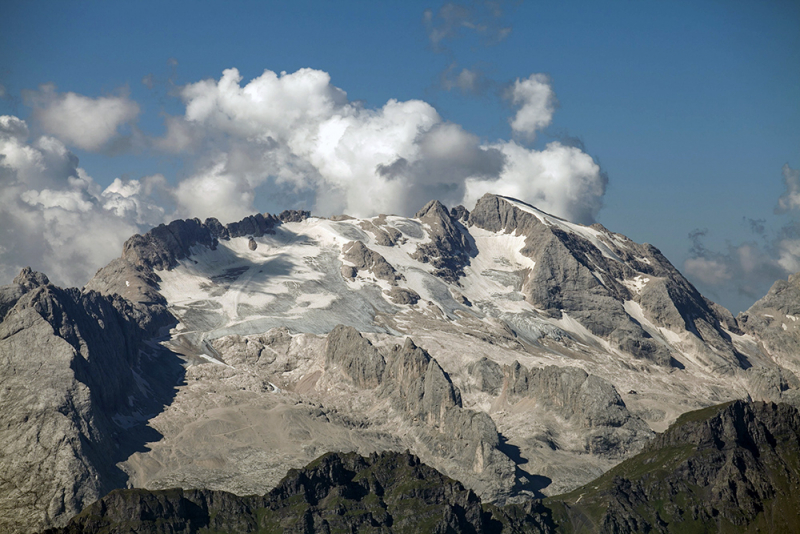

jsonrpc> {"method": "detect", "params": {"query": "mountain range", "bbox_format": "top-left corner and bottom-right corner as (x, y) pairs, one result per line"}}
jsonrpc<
(1, 193), (799, 532)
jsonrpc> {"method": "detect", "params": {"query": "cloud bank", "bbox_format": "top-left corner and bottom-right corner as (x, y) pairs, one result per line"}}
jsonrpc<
(0, 116), (165, 287)
(1, 66), (607, 288)
(24, 84), (140, 151)
(683, 164), (800, 312)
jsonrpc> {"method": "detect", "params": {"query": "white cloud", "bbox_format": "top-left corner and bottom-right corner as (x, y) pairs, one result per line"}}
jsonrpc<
(508, 74), (557, 138)
(440, 65), (488, 95)
(463, 141), (606, 225)
(174, 160), (255, 223)
(24, 84), (140, 151)
(0, 116), (164, 287)
(1, 66), (612, 286)
(165, 67), (604, 222)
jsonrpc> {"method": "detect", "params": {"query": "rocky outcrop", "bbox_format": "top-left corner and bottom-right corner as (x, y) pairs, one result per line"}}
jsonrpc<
(85, 211), (289, 303)
(324, 327), (516, 500)
(277, 209), (311, 223)
(412, 200), (472, 282)
(325, 324), (386, 388)
(342, 240), (403, 285)
(0, 270), (180, 533)
(385, 286), (420, 305)
(467, 357), (504, 396)
(468, 194), (744, 369)
(548, 400), (800, 533)
(359, 216), (403, 246)
(502, 362), (653, 456)
(739, 272), (800, 377)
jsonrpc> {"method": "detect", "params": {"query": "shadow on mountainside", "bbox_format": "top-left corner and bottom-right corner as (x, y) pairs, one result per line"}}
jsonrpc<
(498, 433), (552, 498)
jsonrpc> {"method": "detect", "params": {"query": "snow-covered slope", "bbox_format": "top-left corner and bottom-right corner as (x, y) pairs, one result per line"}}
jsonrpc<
(77, 194), (800, 502)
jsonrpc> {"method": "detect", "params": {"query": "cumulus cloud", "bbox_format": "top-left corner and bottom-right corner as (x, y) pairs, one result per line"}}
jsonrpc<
(0, 115), (164, 287)
(162, 67), (606, 223)
(1, 65), (611, 286)
(24, 84), (140, 151)
(684, 165), (800, 312)
(508, 74), (558, 138)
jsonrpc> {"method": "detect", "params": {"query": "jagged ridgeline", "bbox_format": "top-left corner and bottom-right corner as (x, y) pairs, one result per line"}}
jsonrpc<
(41, 401), (800, 533)
(4, 193), (800, 533)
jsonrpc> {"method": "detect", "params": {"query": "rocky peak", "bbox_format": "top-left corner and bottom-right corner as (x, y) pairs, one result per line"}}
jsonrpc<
(412, 200), (472, 282)
(13, 267), (50, 290)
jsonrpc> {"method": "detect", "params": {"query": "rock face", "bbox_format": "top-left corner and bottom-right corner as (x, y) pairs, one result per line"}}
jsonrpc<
(325, 326), (516, 500)
(0, 269), (180, 533)
(739, 272), (800, 377)
(548, 400), (800, 534)
(501, 362), (653, 457)
(84, 211), (287, 304)
(412, 199), (473, 282)
(468, 194), (743, 370)
(342, 240), (403, 285)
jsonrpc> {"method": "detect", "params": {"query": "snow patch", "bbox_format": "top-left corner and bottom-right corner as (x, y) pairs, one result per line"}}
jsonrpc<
(621, 275), (650, 294)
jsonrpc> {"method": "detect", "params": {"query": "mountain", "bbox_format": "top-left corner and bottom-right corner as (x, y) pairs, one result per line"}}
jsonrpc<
(3, 193), (800, 531)
(544, 400), (800, 533)
(41, 400), (800, 534)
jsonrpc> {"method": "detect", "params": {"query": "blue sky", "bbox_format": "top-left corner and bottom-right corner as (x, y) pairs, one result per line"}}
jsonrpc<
(0, 0), (798, 313)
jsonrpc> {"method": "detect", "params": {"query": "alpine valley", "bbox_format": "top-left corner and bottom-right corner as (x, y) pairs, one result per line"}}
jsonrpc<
(2, 193), (800, 533)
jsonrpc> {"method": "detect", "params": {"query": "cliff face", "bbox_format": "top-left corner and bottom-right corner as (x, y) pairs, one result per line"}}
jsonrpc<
(0, 268), (181, 533)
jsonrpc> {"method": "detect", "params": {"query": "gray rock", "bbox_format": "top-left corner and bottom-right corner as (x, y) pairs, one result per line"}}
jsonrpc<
(248, 237), (257, 251)
(469, 194), (743, 369)
(744, 366), (800, 407)
(412, 200), (472, 283)
(385, 287), (420, 305)
(739, 272), (800, 377)
(322, 330), (515, 500)
(503, 361), (654, 456)
(359, 218), (403, 246)
(0, 271), (181, 533)
(340, 265), (357, 280)
(467, 357), (504, 395)
(342, 241), (402, 285)
(325, 325), (386, 388)
(277, 209), (311, 223)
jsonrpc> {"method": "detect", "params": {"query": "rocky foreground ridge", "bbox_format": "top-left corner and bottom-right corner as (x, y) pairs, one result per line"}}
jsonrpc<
(42, 400), (800, 533)
(3, 194), (800, 532)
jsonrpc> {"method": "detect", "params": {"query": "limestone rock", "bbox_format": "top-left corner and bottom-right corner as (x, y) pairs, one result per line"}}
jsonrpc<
(467, 357), (504, 395)
(342, 240), (402, 285)
(469, 194), (743, 369)
(247, 237), (257, 251)
(325, 325), (385, 388)
(412, 200), (472, 282)
(385, 287), (420, 305)
(0, 272), (180, 533)
(503, 362), (653, 456)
